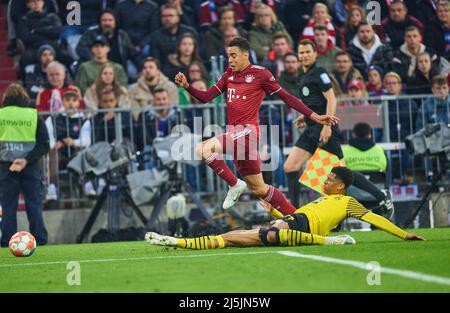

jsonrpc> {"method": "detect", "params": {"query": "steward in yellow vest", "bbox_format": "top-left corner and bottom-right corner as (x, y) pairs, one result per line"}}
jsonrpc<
(0, 84), (50, 247)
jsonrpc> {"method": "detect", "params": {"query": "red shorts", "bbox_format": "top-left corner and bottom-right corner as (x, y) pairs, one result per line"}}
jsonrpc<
(216, 124), (261, 177)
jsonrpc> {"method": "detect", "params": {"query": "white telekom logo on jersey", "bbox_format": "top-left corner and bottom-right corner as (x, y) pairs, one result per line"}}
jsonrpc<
(227, 88), (247, 102)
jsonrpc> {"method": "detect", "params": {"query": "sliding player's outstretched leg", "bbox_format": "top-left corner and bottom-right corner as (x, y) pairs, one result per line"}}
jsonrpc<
(145, 228), (354, 250)
(145, 232), (226, 249)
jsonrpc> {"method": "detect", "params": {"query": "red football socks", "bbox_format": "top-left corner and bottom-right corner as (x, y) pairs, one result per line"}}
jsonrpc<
(263, 185), (296, 215)
(205, 153), (238, 187)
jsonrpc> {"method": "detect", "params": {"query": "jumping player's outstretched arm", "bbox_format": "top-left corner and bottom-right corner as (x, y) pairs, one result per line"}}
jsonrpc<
(175, 72), (223, 103)
(346, 197), (425, 240)
(261, 71), (339, 126)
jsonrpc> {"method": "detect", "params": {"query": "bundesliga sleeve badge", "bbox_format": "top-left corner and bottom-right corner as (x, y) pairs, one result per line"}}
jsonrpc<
(320, 73), (331, 84)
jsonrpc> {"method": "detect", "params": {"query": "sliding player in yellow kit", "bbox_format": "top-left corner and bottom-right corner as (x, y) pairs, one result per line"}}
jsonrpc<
(145, 167), (424, 249)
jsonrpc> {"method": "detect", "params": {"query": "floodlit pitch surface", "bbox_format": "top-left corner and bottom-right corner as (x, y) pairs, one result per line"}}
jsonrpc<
(1, 228), (449, 292)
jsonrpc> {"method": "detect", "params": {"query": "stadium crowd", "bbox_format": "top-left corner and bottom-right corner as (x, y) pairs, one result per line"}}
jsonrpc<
(2, 0), (450, 200)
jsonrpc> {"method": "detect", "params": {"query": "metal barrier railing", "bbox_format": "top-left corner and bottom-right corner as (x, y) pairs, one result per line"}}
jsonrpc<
(38, 93), (449, 204)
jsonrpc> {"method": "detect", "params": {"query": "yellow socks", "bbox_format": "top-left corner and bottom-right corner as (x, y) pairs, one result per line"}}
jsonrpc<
(278, 229), (325, 245)
(176, 235), (225, 249)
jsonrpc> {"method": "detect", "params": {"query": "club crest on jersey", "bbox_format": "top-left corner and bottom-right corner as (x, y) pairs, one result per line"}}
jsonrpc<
(245, 74), (255, 83)
(228, 76), (234, 81)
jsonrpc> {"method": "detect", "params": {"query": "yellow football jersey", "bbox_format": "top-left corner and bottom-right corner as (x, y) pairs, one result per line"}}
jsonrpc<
(294, 194), (407, 239)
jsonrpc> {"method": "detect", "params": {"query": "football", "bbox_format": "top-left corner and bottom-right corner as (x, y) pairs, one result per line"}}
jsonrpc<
(9, 231), (36, 257)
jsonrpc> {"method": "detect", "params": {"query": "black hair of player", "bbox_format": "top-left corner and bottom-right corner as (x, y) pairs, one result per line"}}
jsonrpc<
(228, 37), (250, 52)
(331, 166), (354, 189)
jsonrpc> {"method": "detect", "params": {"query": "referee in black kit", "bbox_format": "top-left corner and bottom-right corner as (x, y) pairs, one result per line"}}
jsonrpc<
(283, 39), (394, 218)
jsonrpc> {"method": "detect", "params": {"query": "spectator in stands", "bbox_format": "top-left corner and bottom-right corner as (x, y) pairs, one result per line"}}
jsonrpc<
(264, 32), (293, 78)
(343, 122), (388, 172)
(366, 65), (384, 96)
(377, 0), (423, 50)
(383, 71), (418, 141)
(58, 0), (111, 60)
(6, 0), (58, 57)
(330, 51), (364, 97)
(406, 52), (439, 95)
(198, 0), (245, 29)
(136, 88), (183, 151)
(129, 57), (179, 120)
(348, 21), (394, 78)
(166, 0), (196, 27)
(383, 71), (417, 181)
(392, 25), (440, 81)
(379, 0), (419, 22)
(341, 79), (369, 106)
(204, 7), (248, 60)
(0, 83), (49, 247)
(148, 3), (198, 68)
(50, 89), (95, 196)
(216, 26), (258, 68)
(36, 61), (83, 113)
(301, 2), (336, 45)
(16, 0), (69, 78)
(332, 0), (364, 27)
(415, 0), (447, 26)
(75, 35), (128, 95)
(424, 1), (450, 61)
(249, 3), (292, 63)
(179, 63), (210, 106)
(179, 78), (209, 106)
(416, 75), (450, 129)
(24, 44), (55, 100)
(244, 0), (277, 29)
(339, 5), (366, 50)
(114, 0), (160, 65)
(283, 0), (316, 48)
(313, 25), (342, 73)
(84, 64), (129, 111)
(278, 52), (301, 96)
(50, 90), (92, 165)
(163, 33), (203, 81)
(187, 61), (210, 82)
(92, 87), (133, 144)
(77, 9), (138, 81)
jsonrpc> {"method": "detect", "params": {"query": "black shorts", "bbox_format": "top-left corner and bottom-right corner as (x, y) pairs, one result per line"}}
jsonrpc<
(294, 124), (343, 159)
(276, 213), (311, 233)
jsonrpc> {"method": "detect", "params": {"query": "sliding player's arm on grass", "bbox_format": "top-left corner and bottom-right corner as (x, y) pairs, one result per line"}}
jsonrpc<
(346, 198), (425, 240)
(175, 71), (225, 103)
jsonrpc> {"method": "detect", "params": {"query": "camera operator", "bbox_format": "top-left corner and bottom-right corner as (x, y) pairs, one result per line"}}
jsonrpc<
(0, 84), (49, 247)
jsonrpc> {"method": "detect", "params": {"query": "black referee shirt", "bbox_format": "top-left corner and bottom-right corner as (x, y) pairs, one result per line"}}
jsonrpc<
(296, 62), (332, 126)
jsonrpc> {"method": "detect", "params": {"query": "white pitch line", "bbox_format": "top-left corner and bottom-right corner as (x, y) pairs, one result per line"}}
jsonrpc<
(278, 251), (450, 287)
(0, 251), (278, 268)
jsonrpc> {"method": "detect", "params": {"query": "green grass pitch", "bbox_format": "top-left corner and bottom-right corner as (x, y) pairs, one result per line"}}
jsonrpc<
(1, 228), (449, 293)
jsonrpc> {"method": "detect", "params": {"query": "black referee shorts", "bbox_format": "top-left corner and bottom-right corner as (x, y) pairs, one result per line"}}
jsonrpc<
(272, 213), (311, 232)
(294, 124), (344, 159)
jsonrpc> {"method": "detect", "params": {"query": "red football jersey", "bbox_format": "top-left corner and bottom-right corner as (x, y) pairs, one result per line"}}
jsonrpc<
(213, 64), (282, 127)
